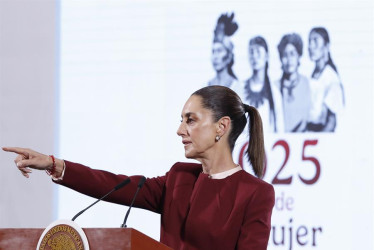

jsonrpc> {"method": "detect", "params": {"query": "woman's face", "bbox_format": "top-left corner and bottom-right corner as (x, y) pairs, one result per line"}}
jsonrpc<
(249, 44), (268, 71)
(211, 42), (231, 72)
(177, 95), (218, 159)
(281, 43), (300, 74)
(308, 31), (327, 61)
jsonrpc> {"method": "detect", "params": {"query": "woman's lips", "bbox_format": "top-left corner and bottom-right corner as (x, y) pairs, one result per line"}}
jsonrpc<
(182, 140), (192, 146)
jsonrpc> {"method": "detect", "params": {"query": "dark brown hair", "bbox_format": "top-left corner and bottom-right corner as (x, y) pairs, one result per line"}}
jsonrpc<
(192, 86), (265, 178)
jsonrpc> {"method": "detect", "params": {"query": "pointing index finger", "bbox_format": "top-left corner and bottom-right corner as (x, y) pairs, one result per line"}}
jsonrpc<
(2, 147), (30, 157)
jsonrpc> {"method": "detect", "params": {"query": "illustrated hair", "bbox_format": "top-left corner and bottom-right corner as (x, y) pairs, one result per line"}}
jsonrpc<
(277, 33), (304, 99)
(277, 33), (304, 57)
(249, 36), (268, 52)
(227, 55), (237, 80)
(310, 27), (338, 73)
(248, 36), (277, 132)
(215, 12), (239, 37)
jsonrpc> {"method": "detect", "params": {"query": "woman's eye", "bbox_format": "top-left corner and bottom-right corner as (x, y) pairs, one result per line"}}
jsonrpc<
(187, 118), (194, 123)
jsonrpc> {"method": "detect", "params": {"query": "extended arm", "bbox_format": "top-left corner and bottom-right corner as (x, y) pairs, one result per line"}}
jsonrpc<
(3, 146), (167, 213)
(58, 160), (166, 213)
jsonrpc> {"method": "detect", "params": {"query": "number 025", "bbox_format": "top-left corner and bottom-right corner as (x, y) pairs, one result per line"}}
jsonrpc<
(238, 139), (321, 185)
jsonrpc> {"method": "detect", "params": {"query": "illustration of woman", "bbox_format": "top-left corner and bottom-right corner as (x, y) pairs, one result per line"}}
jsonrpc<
(307, 27), (344, 132)
(208, 13), (243, 97)
(276, 33), (311, 132)
(243, 36), (283, 133)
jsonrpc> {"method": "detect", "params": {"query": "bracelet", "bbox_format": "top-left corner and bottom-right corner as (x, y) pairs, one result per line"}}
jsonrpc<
(46, 155), (56, 176)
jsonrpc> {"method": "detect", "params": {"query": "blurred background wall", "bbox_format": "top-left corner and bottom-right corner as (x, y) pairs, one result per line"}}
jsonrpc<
(0, 0), (57, 227)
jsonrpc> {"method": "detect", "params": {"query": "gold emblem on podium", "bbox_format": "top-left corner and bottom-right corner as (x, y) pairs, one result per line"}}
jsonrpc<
(37, 220), (90, 250)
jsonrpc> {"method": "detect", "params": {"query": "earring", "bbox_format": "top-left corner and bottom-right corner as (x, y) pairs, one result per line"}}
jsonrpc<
(215, 135), (221, 142)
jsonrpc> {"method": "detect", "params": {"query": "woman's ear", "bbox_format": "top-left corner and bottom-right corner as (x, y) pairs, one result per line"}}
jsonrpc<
(216, 116), (231, 137)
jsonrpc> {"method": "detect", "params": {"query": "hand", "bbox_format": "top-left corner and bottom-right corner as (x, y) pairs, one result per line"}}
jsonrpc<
(2, 147), (53, 178)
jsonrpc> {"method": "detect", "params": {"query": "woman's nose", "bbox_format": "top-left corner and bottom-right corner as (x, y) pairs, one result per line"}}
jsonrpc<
(177, 123), (185, 136)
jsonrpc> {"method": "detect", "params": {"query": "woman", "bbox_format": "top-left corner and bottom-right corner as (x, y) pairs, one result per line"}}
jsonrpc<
(244, 36), (283, 133)
(3, 86), (274, 250)
(307, 27), (344, 132)
(208, 13), (243, 98)
(276, 33), (311, 132)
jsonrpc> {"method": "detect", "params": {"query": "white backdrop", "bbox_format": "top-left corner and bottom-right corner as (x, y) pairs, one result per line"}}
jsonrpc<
(0, 0), (57, 228)
(57, 1), (373, 249)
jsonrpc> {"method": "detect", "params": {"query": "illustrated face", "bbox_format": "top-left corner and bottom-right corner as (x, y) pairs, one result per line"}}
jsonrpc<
(281, 43), (300, 74)
(308, 31), (327, 61)
(249, 44), (268, 71)
(211, 42), (231, 72)
(177, 95), (217, 159)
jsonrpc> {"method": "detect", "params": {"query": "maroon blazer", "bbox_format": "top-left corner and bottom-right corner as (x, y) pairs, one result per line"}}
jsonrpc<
(57, 161), (275, 250)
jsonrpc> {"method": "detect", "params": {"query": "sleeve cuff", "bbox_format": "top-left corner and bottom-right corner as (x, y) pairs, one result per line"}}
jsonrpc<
(51, 160), (66, 181)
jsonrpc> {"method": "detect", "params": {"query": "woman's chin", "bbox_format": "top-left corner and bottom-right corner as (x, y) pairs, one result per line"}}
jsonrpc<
(185, 152), (194, 159)
(184, 150), (196, 159)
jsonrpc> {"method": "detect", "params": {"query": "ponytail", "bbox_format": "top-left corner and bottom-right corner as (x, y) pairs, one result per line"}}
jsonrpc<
(244, 104), (265, 178)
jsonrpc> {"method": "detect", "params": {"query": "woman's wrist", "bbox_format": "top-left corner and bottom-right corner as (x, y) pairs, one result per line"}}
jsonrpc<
(45, 155), (56, 175)
(53, 158), (65, 179)
(45, 156), (64, 179)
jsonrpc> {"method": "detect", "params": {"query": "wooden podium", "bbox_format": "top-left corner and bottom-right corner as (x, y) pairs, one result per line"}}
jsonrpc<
(0, 228), (172, 249)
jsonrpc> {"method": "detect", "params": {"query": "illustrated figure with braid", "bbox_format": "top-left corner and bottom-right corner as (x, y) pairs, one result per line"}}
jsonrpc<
(306, 27), (345, 132)
(4, 86), (274, 250)
(243, 36), (284, 133)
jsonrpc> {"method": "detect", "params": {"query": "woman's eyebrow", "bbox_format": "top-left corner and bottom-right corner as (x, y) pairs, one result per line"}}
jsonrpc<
(181, 112), (195, 118)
